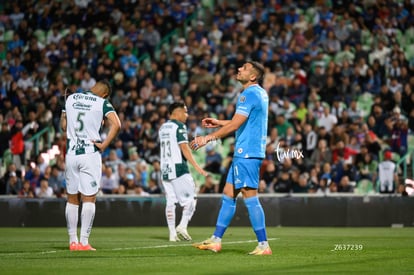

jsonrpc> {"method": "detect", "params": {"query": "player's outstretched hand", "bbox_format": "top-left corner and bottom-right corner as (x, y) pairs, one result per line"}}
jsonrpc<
(190, 136), (208, 150)
(202, 118), (220, 128)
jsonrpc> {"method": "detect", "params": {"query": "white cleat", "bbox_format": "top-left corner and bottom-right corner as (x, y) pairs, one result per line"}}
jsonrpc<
(176, 227), (192, 241)
(169, 235), (180, 242)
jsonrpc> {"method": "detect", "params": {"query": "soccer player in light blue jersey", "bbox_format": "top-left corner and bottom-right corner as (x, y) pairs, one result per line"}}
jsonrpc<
(190, 61), (271, 255)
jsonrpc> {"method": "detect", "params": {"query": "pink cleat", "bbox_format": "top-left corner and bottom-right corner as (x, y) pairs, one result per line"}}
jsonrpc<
(77, 243), (96, 251)
(69, 242), (79, 251)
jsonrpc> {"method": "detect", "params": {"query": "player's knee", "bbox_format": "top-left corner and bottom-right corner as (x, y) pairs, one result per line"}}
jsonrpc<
(223, 183), (236, 198)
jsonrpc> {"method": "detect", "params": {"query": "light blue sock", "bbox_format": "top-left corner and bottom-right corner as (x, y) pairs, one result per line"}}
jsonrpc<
(213, 195), (236, 238)
(244, 196), (267, 242)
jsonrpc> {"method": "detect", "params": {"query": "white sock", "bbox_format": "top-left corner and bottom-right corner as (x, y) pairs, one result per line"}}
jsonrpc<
(65, 203), (79, 244)
(178, 199), (196, 229)
(166, 203), (176, 236)
(211, 236), (222, 242)
(259, 241), (269, 248)
(80, 202), (95, 245)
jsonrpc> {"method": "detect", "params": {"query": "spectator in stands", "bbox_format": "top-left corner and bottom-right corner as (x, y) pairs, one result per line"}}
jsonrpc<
(10, 120), (25, 171)
(357, 151), (378, 182)
(149, 159), (162, 191)
(120, 46), (139, 79)
(0, 0), (413, 196)
(204, 145), (222, 175)
(378, 150), (399, 194)
(18, 179), (35, 198)
(337, 175), (354, 193)
(309, 139), (332, 169)
(318, 105), (338, 132)
(35, 178), (54, 198)
(6, 171), (22, 195)
(48, 164), (65, 197)
(199, 174), (218, 194)
(273, 169), (292, 193)
(292, 172), (310, 193)
(261, 161), (277, 191)
(0, 122), (11, 167)
(147, 177), (162, 194)
(100, 165), (119, 195)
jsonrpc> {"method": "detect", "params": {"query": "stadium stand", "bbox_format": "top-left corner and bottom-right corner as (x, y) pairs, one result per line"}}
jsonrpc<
(0, 0), (413, 197)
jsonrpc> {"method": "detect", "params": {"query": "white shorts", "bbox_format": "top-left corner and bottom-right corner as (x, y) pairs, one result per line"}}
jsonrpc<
(162, 174), (196, 206)
(65, 152), (102, 196)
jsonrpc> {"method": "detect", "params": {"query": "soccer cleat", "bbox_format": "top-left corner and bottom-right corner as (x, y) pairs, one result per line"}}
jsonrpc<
(193, 238), (222, 253)
(169, 235), (180, 242)
(248, 246), (272, 255)
(77, 243), (96, 251)
(176, 227), (192, 241)
(69, 242), (79, 251)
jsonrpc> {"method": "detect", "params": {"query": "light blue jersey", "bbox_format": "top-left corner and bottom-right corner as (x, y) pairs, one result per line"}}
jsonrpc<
(234, 84), (268, 159)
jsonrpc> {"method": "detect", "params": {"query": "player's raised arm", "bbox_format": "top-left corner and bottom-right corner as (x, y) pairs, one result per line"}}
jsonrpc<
(201, 118), (231, 128)
(191, 114), (247, 150)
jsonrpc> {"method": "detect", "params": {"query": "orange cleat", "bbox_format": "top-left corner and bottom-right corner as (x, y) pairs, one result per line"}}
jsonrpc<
(77, 243), (96, 251)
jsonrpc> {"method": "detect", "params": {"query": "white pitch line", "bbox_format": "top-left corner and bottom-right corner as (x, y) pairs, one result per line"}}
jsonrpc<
(2, 238), (279, 256)
(112, 237), (279, 251)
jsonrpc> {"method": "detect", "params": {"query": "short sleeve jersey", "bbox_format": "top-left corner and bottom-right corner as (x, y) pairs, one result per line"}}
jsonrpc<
(378, 160), (396, 186)
(234, 84), (269, 159)
(63, 91), (115, 155)
(158, 119), (190, 180)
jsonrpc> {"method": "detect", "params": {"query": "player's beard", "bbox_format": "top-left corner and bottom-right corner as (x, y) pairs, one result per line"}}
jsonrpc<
(236, 74), (248, 85)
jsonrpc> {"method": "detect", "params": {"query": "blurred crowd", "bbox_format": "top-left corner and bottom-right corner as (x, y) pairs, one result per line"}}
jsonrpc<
(0, 0), (414, 198)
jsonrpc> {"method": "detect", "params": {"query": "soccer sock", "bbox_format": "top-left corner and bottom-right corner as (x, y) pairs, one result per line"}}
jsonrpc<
(80, 202), (95, 245)
(178, 199), (196, 229)
(65, 202), (79, 244)
(213, 195), (236, 239)
(244, 196), (268, 243)
(166, 202), (176, 236)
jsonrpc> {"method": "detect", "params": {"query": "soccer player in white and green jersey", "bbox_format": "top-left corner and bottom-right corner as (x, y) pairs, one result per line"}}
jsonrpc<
(61, 80), (121, 251)
(159, 102), (208, 242)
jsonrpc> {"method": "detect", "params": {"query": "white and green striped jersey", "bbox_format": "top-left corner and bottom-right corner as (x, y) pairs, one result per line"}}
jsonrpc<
(159, 119), (190, 180)
(63, 91), (115, 155)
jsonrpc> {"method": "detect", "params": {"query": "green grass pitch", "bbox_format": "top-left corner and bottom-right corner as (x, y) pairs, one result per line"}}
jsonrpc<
(0, 227), (413, 274)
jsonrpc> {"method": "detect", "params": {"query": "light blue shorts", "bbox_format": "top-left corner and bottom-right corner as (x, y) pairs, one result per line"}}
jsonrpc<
(226, 157), (263, 190)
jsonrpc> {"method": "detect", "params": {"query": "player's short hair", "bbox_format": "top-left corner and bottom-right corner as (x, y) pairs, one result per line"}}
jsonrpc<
(99, 79), (112, 98)
(168, 102), (185, 114)
(247, 61), (265, 83)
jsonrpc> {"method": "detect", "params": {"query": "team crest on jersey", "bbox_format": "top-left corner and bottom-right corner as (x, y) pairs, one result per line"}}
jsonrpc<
(240, 96), (246, 103)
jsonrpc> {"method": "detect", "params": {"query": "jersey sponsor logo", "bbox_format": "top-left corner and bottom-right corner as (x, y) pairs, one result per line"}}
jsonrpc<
(73, 94), (97, 101)
(240, 96), (246, 103)
(72, 102), (92, 110)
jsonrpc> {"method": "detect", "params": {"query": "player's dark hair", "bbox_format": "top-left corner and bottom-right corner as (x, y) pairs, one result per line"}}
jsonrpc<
(247, 61), (265, 83)
(168, 102), (185, 114)
(100, 79), (112, 98)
